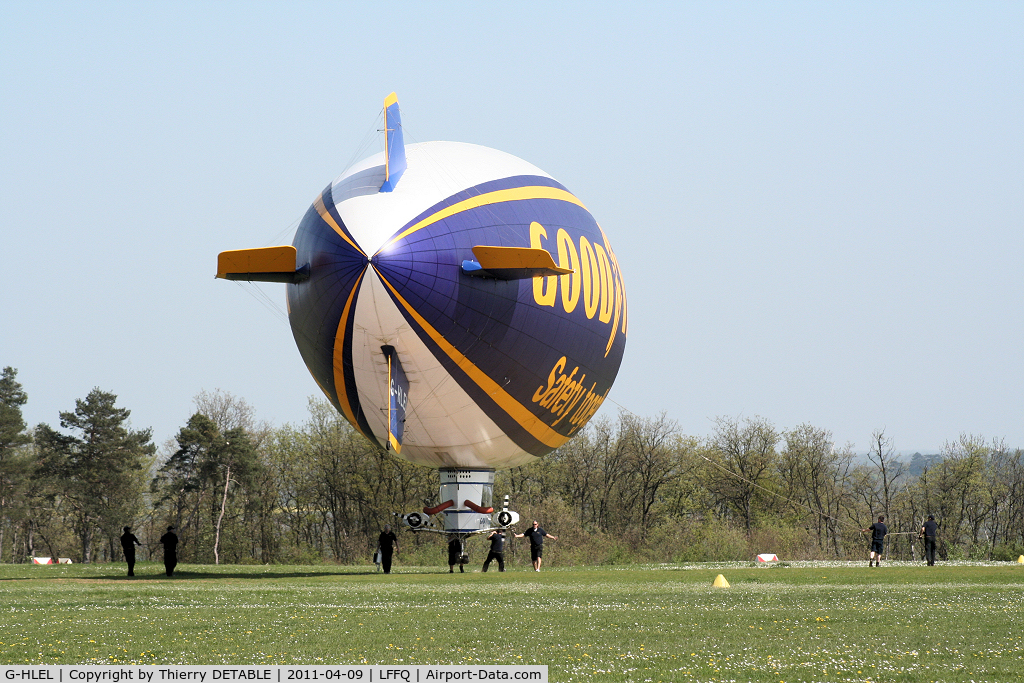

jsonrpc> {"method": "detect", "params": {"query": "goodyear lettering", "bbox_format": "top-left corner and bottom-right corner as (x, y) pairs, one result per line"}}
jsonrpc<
(530, 222), (556, 307)
(550, 365), (578, 413)
(530, 222), (627, 356)
(594, 243), (612, 323)
(601, 226), (627, 352)
(531, 356), (565, 404)
(532, 356), (610, 433)
(579, 238), (599, 319)
(556, 228), (580, 313)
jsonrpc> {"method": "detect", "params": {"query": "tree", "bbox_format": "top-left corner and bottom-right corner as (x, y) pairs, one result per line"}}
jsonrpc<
(988, 445), (1024, 551)
(193, 389), (270, 446)
(546, 417), (610, 530)
(303, 397), (376, 559)
(35, 389), (154, 562)
(660, 439), (715, 522)
(929, 434), (993, 555)
(593, 418), (631, 532)
(157, 412), (219, 541)
(156, 413), (261, 563)
(208, 427), (258, 564)
(0, 367), (33, 562)
(616, 412), (683, 535)
(778, 424), (853, 555)
(259, 397), (435, 563)
(0, 367), (30, 459)
(706, 416), (780, 532)
(860, 428), (906, 521)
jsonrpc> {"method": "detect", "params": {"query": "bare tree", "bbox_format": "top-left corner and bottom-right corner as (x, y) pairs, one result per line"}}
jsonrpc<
(706, 416), (780, 533)
(779, 425), (854, 555)
(865, 428), (906, 521)
(193, 389), (271, 445)
(931, 434), (992, 555)
(617, 412), (682, 535)
(548, 417), (606, 529)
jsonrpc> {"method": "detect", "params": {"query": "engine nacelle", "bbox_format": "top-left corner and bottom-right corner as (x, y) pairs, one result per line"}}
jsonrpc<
(496, 510), (520, 527)
(399, 511), (428, 529)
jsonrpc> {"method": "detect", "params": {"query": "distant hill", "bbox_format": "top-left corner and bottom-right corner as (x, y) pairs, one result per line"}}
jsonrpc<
(851, 450), (943, 472)
(906, 452), (943, 477)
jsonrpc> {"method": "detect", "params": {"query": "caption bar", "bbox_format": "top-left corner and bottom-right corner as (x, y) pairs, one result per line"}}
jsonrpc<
(0, 667), (547, 683)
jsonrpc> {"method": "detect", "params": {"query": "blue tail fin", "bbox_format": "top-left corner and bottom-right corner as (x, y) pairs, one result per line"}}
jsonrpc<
(380, 92), (407, 192)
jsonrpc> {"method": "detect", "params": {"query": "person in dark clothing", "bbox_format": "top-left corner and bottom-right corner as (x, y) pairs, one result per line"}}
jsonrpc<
(482, 530), (506, 572)
(159, 526), (178, 576)
(861, 515), (887, 567)
(120, 526), (142, 576)
(448, 536), (466, 573)
(377, 524), (399, 574)
(515, 520), (557, 572)
(919, 515), (939, 566)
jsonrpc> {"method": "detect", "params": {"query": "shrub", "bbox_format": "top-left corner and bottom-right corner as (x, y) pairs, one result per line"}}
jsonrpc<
(990, 543), (1024, 562)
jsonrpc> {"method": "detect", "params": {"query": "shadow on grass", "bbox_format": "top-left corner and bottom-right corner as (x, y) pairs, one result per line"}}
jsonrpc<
(0, 564), (460, 582)
(108, 570), (384, 581)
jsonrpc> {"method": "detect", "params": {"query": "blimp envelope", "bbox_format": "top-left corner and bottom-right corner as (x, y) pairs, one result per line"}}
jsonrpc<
(220, 94), (627, 474)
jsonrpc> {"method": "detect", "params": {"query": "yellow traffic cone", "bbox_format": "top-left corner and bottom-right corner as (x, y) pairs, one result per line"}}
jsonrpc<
(1017, 555), (1023, 564)
(713, 574), (730, 588)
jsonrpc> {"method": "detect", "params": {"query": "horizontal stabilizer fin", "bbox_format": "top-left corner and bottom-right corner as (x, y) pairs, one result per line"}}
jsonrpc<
(461, 246), (572, 280)
(216, 246), (308, 283)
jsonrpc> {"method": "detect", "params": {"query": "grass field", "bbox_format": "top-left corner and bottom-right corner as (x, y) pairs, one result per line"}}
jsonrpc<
(1, 560), (1022, 682)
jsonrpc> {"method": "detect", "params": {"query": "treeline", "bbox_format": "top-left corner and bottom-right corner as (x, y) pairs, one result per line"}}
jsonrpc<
(2, 366), (1023, 566)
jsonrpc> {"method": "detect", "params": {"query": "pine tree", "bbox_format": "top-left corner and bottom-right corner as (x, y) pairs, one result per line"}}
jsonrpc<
(35, 389), (154, 562)
(0, 367), (30, 456)
(0, 367), (32, 562)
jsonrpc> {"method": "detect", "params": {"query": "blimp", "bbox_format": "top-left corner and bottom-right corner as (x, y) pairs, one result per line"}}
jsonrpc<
(217, 93), (626, 543)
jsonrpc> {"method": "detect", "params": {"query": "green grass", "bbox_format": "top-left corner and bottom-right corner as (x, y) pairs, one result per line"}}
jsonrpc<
(2, 560), (1023, 682)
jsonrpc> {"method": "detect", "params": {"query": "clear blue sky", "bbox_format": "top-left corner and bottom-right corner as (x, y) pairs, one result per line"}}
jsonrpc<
(3, 3), (1021, 454)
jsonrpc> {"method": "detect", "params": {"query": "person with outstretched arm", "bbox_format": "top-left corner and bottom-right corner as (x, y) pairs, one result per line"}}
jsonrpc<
(515, 520), (557, 572)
